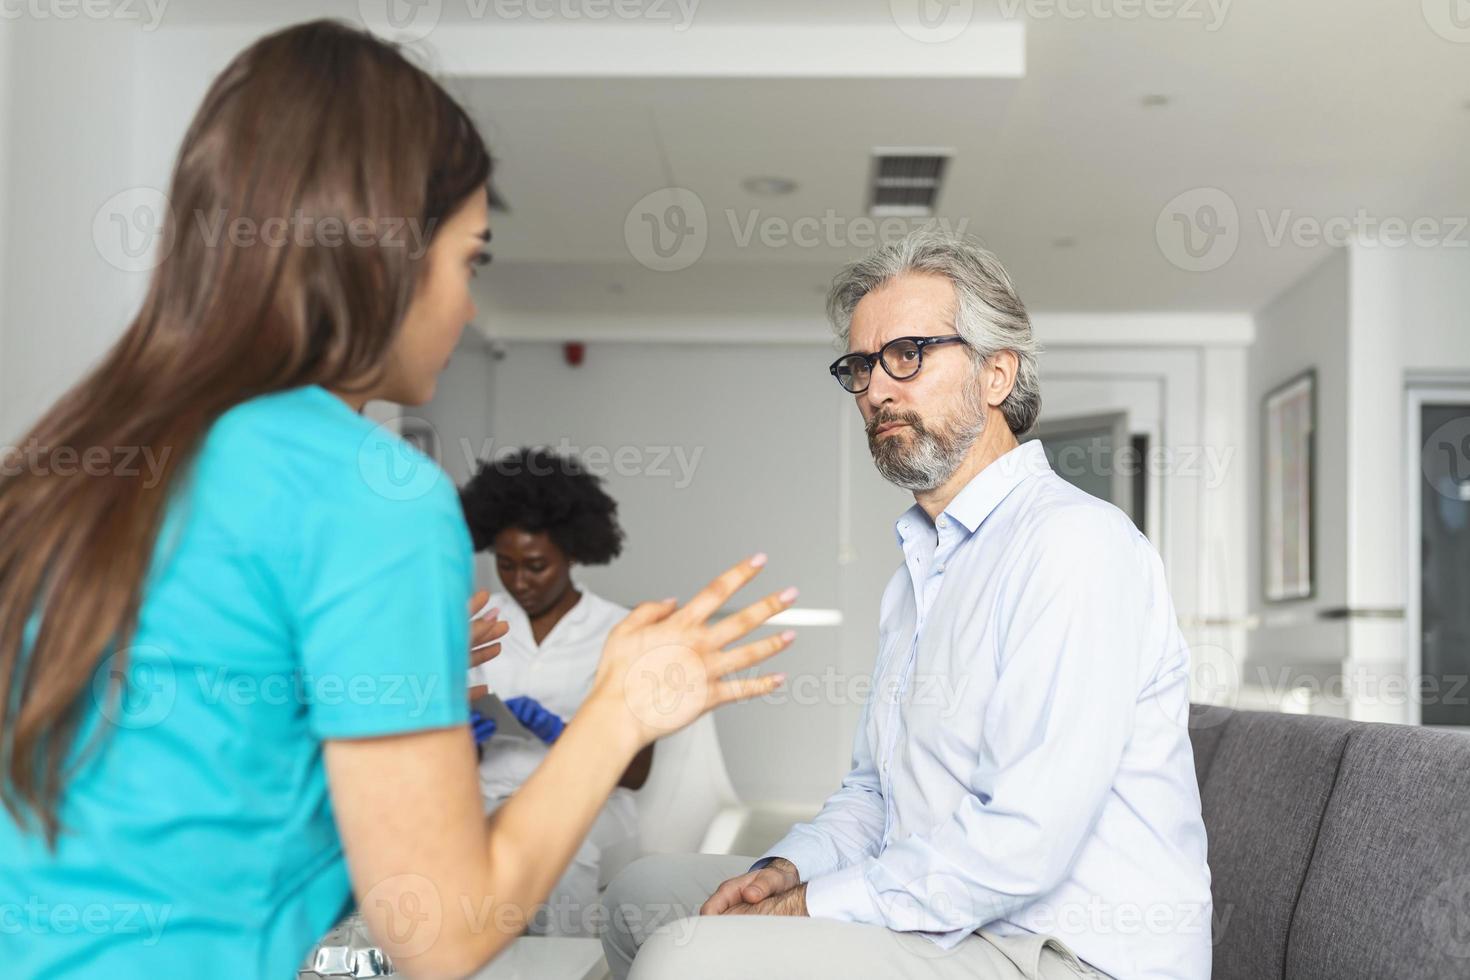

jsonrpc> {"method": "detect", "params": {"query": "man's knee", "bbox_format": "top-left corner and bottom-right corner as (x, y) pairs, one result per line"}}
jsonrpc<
(603, 854), (690, 942)
(627, 917), (738, 980)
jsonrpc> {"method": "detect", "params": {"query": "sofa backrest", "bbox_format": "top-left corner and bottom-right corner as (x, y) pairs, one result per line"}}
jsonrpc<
(1187, 704), (1470, 980)
(1284, 722), (1470, 980)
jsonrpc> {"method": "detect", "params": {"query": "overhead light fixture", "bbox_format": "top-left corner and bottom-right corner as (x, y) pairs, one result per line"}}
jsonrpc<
(742, 176), (798, 196)
(767, 608), (844, 627)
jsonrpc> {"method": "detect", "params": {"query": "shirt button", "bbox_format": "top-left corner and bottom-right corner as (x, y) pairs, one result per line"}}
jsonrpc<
(938, 517), (947, 528)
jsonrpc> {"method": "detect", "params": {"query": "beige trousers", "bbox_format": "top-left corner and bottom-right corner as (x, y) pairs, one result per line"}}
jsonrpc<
(600, 853), (1110, 980)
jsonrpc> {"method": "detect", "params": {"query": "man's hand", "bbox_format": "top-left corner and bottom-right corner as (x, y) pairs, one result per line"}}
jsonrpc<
(700, 857), (801, 915)
(467, 591), (509, 701)
(723, 882), (808, 917)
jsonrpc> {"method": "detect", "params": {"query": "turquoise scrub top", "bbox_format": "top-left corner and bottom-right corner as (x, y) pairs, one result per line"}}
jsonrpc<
(0, 385), (472, 978)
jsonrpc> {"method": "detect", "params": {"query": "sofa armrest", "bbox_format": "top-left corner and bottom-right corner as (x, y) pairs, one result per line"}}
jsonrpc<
(698, 801), (825, 858)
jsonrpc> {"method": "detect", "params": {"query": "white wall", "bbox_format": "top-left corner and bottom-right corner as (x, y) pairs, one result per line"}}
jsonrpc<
(0, 18), (12, 410)
(0, 17), (144, 443)
(1247, 249), (1352, 674)
(1347, 244), (1470, 722)
(466, 339), (869, 805)
(1247, 242), (1470, 723)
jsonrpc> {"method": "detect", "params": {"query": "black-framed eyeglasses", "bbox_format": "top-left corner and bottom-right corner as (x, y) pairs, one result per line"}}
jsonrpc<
(828, 335), (968, 394)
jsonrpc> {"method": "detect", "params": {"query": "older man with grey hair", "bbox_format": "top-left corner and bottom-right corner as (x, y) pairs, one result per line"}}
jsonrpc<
(600, 231), (1212, 980)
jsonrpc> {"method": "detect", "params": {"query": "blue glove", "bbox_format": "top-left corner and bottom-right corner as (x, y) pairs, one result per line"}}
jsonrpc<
(504, 696), (566, 745)
(469, 709), (497, 746)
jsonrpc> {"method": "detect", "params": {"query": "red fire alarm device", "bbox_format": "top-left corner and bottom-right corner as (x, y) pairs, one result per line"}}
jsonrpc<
(564, 342), (585, 367)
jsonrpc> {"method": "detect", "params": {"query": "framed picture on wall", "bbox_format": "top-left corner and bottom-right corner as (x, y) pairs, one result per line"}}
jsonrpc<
(1263, 369), (1316, 601)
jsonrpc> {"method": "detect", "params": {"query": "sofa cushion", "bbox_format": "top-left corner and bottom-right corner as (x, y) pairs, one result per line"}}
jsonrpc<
(1285, 724), (1470, 980)
(1195, 709), (1353, 980)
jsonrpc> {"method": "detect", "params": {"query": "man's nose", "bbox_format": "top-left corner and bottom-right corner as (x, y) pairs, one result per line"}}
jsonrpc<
(863, 364), (902, 411)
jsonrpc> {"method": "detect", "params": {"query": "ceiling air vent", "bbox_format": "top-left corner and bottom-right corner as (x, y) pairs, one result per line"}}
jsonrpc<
(867, 149), (952, 217)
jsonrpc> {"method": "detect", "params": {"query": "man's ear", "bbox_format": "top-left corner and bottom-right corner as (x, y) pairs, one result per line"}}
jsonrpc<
(986, 350), (1019, 408)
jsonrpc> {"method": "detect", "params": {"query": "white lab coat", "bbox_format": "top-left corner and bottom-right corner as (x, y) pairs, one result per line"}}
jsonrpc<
(469, 586), (640, 936)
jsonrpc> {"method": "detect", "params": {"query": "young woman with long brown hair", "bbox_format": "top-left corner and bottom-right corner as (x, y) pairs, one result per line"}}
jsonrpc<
(0, 20), (794, 979)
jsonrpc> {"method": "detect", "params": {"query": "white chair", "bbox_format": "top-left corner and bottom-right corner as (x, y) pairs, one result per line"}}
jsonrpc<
(499, 715), (823, 980)
(598, 713), (823, 887)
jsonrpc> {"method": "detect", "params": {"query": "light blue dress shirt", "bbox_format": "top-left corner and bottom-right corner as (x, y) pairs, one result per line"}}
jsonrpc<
(758, 439), (1212, 980)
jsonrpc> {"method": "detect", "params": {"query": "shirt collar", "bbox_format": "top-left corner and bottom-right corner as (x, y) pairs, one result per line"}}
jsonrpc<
(893, 439), (1051, 545)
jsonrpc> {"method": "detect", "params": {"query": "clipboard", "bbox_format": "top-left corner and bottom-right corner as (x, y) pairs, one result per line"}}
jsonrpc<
(470, 692), (537, 742)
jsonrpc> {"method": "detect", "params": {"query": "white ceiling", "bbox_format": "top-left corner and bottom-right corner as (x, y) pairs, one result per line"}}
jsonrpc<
(159, 0), (1470, 319)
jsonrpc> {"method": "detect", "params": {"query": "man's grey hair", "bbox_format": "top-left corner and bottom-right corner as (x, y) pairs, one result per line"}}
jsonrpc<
(826, 230), (1042, 436)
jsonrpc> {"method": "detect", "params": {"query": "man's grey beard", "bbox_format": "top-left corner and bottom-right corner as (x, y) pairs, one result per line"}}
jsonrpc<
(868, 386), (988, 492)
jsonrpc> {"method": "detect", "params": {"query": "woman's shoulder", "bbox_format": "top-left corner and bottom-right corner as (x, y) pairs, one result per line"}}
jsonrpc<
(187, 386), (461, 543)
(204, 387), (453, 507)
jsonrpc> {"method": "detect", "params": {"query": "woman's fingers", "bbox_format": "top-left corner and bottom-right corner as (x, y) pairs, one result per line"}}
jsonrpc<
(468, 591), (491, 617)
(470, 641), (501, 670)
(704, 588), (799, 651)
(467, 683), (489, 701)
(615, 597), (680, 635)
(674, 553), (769, 626)
(714, 673), (785, 708)
(471, 617), (509, 648)
(707, 630), (794, 680)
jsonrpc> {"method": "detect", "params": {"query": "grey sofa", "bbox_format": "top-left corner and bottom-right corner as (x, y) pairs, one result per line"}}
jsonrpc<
(1188, 703), (1470, 980)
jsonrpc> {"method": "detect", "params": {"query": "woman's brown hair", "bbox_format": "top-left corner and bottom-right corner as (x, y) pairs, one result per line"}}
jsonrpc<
(0, 19), (493, 843)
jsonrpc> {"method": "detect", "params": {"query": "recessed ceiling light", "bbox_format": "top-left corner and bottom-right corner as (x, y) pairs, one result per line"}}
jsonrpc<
(742, 176), (798, 196)
(1141, 94), (1170, 108)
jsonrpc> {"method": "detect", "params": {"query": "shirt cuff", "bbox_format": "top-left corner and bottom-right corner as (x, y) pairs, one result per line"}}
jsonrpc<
(753, 832), (837, 882)
(804, 861), (880, 925)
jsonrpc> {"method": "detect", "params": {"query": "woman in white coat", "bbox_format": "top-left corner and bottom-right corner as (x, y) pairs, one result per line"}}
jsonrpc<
(461, 448), (653, 937)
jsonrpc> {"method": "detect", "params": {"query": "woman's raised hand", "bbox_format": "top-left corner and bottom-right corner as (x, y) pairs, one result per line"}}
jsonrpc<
(588, 553), (796, 748)
(467, 591), (509, 701)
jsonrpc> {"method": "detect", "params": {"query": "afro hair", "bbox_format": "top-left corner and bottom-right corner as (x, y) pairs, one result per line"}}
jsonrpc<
(459, 447), (625, 564)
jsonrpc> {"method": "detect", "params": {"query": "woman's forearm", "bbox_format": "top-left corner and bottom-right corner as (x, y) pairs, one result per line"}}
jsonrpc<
(469, 699), (640, 957)
(326, 710), (642, 980)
